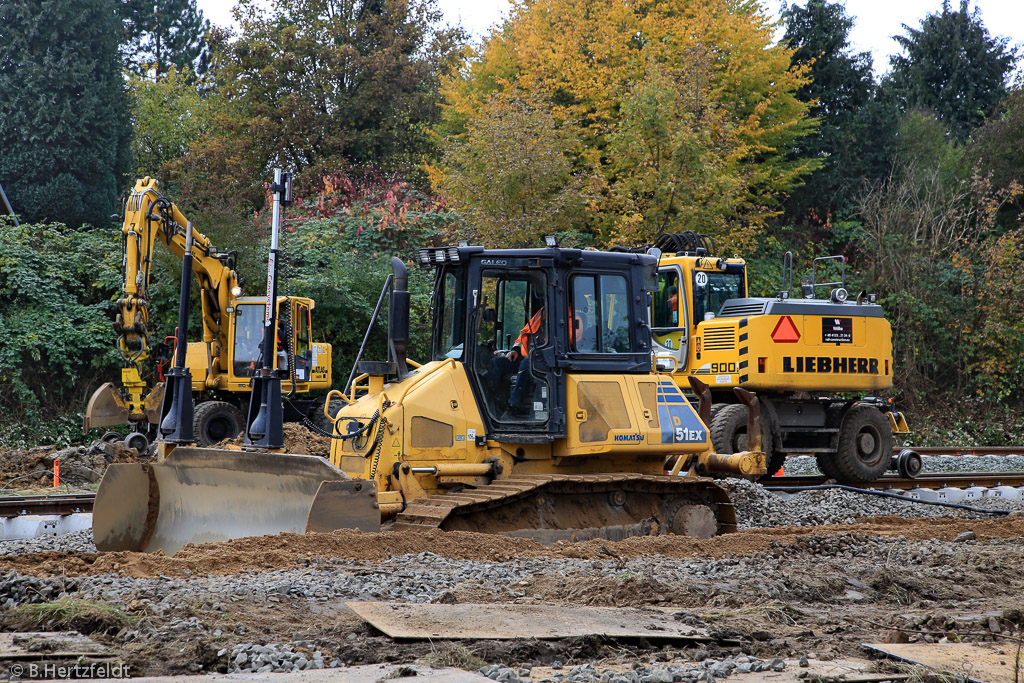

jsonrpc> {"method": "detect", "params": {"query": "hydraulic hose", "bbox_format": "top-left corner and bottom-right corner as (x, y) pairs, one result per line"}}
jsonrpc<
(762, 484), (1012, 516)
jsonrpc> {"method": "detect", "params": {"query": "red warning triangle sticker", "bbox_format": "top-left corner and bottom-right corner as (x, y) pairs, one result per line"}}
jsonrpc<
(771, 315), (801, 343)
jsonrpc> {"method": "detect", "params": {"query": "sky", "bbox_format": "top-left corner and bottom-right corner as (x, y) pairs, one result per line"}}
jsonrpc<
(195, 0), (1024, 77)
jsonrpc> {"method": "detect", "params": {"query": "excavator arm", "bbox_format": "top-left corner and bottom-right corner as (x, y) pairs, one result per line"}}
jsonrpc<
(84, 178), (241, 433)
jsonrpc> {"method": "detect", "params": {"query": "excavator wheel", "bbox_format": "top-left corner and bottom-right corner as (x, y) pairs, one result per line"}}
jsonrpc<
(833, 405), (893, 483)
(100, 431), (122, 444)
(193, 400), (245, 447)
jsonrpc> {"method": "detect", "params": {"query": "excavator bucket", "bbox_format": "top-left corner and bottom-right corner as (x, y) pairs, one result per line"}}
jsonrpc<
(83, 383), (130, 433)
(93, 447), (379, 554)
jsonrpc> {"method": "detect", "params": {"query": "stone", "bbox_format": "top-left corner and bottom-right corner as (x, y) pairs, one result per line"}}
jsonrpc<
(954, 531), (977, 542)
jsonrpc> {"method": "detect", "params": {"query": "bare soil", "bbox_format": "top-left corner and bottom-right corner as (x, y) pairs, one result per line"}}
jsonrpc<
(214, 421), (330, 456)
(3, 516), (1024, 679)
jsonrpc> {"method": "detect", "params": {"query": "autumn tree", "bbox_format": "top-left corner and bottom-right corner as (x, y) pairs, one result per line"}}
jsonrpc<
(209, 0), (465, 181)
(433, 0), (817, 247)
(428, 92), (592, 246)
(119, 0), (210, 78)
(129, 67), (227, 178)
(884, 0), (1016, 143)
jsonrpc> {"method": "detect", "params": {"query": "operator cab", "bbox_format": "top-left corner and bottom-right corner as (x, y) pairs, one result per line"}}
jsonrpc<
(422, 245), (658, 441)
(650, 233), (747, 372)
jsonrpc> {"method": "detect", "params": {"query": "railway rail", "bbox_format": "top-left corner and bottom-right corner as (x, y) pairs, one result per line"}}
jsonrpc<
(2, 471), (1023, 519)
(890, 446), (1022, 456)
(0, 493), (95, 518)
(767, 472), (1024, 490)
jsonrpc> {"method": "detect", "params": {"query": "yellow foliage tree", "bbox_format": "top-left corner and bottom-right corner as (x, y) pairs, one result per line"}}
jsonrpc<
(432, 0), (818, 248)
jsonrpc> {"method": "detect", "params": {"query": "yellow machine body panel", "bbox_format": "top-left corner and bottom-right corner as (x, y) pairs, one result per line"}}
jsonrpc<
(329, 360), (714, 512)
(652, 253), (895, 395)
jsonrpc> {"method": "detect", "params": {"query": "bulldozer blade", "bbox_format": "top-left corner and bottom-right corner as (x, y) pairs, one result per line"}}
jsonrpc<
(93, 447), (379, 554)
(306, 480), (380, 534)
(83, 382), (130, 433)
(143, 382), (165, 424)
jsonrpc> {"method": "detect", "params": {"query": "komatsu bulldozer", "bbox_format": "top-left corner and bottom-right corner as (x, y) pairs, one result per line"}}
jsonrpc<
(645, 232), (910, 483)
(83, 178), (333, 449)
(93, 242), (767, 554)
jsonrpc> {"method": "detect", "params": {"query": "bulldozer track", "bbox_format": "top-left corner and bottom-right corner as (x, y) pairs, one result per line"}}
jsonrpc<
(394, 474), (738, 540)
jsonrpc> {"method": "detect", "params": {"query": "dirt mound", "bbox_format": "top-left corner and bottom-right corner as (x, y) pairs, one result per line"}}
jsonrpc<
(4, 516), (1023, 579)
(215, 422), (329, 457)
(0, 441), (139, 488)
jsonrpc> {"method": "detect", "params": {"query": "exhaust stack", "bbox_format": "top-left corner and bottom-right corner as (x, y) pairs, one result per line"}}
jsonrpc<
(389, 256), (410, 378)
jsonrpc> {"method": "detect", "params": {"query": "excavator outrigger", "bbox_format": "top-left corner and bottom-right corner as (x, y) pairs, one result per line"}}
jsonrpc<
(83, 178), (333, 449)
(94, 238), (767, 554)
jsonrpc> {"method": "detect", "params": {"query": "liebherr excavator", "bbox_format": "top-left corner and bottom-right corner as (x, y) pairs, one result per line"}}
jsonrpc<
(94, 242), (765, 554)
(83, 178), (333, 448)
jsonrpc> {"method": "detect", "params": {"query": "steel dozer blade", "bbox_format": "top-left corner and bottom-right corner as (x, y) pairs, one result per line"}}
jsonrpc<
(93, 447), (379, 554)
(83, 383), (130, 433)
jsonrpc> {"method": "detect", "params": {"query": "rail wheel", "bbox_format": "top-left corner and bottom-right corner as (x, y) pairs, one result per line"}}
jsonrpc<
(193, 401), (245, 447)
(124, 431), (150, 453)
(833, 405), (893, 483)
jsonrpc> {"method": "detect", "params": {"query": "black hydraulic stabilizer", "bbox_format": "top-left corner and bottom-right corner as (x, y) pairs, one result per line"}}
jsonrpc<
(157, 223), (196, 443)
(246, 169), (291, 448)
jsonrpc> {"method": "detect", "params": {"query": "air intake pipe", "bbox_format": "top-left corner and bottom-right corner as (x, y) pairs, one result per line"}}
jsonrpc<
(389, 256), (409, 377)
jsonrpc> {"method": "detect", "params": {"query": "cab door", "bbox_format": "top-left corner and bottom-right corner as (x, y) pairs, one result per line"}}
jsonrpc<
(652, 265), (689, 371)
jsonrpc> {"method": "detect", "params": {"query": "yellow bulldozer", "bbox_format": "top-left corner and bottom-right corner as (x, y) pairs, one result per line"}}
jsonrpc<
(644, 232), (910, 483)
(83, 178), (333, 450)
(93, 241), (768, 554)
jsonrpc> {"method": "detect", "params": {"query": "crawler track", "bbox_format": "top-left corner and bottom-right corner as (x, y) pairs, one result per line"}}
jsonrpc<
(395, 474), (737, 541)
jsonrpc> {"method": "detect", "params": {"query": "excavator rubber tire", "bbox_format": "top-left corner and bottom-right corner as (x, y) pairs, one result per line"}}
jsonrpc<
(815, 452), (843, 480)
(709, 404), (784, 477)
(193, 400), (245, 447)
(832, 405), (893, 484)
(310, 396), (346, 435)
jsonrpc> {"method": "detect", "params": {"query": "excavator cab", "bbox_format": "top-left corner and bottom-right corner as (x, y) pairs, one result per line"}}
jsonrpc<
(224, 296), (328, 388)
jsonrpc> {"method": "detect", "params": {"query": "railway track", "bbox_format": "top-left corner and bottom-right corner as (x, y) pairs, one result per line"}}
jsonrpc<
(0, 493), (95, 517)
(768, 472), (1024, 490)
(891, 446), (1022, 456)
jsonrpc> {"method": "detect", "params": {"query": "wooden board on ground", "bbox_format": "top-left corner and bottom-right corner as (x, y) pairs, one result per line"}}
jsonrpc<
(863, 642), (1022, 683)
(345, 602), (712, 641)
(89, 664), (487, 683)
(0, 631), (113, 660)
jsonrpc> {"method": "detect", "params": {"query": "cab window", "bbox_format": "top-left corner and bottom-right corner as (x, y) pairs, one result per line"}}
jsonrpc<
(295, 302), (311, 357)
(233, 304), (264, 377)
(571, 274), (630, 353)
(435, 270), (465, 360)
(693, 271), (742, 324)
(654, 270), (681, 328)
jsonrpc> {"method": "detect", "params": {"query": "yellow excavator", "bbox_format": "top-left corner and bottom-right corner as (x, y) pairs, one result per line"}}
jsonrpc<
(644, 232), (911, 483)
(93, 240), (766, 554)
(83, 178), (333, 450)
